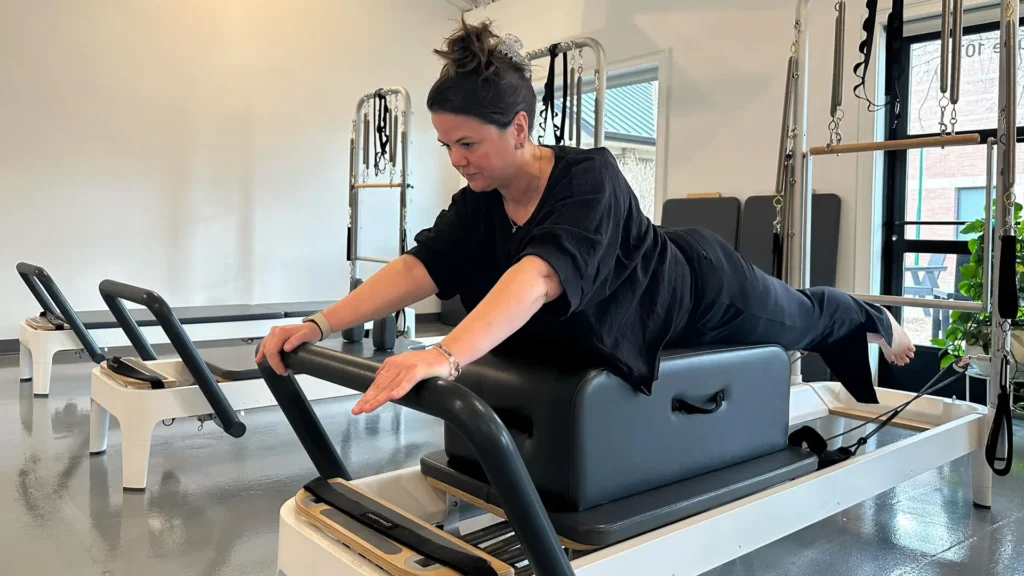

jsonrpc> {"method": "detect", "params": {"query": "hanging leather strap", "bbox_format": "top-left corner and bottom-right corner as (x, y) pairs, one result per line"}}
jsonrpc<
(771, 231), (784, 280)
(538, 45), (558, 140)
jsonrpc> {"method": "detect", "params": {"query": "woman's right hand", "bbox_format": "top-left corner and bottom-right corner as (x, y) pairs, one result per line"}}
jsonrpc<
(256, 321), (323, 376)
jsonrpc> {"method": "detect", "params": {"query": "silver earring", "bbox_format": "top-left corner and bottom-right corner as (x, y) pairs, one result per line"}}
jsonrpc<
(518, 142), (525, 149)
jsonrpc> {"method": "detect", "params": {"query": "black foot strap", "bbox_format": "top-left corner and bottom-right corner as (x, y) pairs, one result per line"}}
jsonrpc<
(788, 426), (864, 470)
(304, 477), (498, 576)
(987, 389), (1015, 477)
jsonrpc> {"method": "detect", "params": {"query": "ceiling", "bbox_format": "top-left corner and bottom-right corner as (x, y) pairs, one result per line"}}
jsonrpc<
(445, 0), (504, 11)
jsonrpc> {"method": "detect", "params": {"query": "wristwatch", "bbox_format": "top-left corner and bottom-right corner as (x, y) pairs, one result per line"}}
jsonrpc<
(302, 311), (332, 342)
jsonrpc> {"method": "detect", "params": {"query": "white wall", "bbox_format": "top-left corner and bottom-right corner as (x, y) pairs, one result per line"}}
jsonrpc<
(0, 0), (465, 340)
(469, 0), (876, 293)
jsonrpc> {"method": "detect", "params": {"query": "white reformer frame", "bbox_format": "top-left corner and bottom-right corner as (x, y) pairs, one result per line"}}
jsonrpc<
(272, 4), (1013, 573)
(88, 360), (358, 491)
(90, 333), (446, 491)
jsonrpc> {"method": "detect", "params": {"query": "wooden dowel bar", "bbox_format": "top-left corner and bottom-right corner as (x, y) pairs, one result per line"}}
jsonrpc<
(809, 133), (980, 156)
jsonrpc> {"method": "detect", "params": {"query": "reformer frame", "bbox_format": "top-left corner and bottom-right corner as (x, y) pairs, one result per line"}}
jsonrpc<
(348, 86), (412, 277)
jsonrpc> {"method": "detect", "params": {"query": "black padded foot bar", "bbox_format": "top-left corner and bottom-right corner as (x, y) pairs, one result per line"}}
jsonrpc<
(304, 477), (497, 576)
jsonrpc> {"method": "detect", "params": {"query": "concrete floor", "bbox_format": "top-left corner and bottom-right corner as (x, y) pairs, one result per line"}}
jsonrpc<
(2, 349), (1023, 576)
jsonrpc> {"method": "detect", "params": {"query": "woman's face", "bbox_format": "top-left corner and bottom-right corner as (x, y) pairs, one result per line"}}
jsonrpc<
(431, 111), (524, 191)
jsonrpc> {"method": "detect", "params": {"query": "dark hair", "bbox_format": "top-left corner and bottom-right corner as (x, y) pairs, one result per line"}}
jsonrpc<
(427, 18), (537, 132)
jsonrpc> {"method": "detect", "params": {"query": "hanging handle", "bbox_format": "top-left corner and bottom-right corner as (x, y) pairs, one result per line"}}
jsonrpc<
(997, 235), (1018, 319)
(673, 390), (726, 415)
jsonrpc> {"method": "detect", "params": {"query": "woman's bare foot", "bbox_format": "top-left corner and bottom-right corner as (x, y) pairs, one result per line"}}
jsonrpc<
(867, 308), (916, 366)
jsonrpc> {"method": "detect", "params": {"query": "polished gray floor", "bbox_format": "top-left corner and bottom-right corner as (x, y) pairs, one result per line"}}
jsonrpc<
(2, 349), (1022, 575)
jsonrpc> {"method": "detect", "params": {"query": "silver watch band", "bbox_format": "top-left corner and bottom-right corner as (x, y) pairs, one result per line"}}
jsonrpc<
(303, 311), (332, 341)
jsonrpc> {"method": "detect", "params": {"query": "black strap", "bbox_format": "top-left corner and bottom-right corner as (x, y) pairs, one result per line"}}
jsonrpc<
(304, 477), (497, 576)
(998, 235), (1019, 319)
(373, 91), (391, 177)
(771, 231), (784, 280)
(883, 0), (904, 126)
(552, 51), (568, 145)
(789, 362), (961, 470)
(538, 45), (558, 141)
(986, 354), (1015, 477)
(854, 0), (901, 122)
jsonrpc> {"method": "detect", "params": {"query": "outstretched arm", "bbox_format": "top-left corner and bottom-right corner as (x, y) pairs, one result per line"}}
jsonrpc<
(257, 254), (437, 376)
(350, 255), (563, 415)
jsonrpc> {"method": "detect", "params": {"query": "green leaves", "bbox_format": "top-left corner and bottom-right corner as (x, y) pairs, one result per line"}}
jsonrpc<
(960, 220), (984, 236)
(960, 262), (979, 281)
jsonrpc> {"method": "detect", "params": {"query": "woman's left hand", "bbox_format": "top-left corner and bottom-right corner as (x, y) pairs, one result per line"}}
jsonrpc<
(351, 348), (452, 415)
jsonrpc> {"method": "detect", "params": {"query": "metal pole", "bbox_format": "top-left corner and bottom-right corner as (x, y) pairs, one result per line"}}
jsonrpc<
(989, 0), (1017, 457)
(983, 138), (996, 313)
(940, 0), (951, 97)
(396, 86), (411, 255)
(787, 0), (812, 383)
(951, 0), (964, 105)
(350, 95), (367, 284)
(776, 56), (797, 195)
(788, 0), (813, 293)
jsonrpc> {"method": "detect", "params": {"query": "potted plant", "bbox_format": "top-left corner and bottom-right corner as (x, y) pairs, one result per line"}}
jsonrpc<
(932, 201), (1024, 410)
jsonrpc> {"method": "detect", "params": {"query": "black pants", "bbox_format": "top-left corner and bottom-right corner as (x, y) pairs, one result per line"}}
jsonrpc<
(667, 227), (892, 404)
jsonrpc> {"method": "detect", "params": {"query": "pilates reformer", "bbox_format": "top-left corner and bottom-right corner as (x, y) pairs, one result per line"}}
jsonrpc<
(243, 11), (1013, 574)
(14, 262), (314, 397)
(344, 86), (417, 350)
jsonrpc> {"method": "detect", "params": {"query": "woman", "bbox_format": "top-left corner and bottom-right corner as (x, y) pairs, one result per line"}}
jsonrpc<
(257, 19), (914, 416)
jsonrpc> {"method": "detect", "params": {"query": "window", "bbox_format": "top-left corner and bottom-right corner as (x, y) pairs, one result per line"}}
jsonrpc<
(955, 187), (986, 240)
(881, 16), (1024, 349)
(533, 62), (661, 221)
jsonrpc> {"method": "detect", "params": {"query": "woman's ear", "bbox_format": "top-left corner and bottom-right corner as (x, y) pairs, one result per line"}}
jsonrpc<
(512, 111), (531, 146)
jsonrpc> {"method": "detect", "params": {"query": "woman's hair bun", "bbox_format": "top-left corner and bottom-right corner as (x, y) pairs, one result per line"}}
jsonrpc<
(434, 18), (511, 78)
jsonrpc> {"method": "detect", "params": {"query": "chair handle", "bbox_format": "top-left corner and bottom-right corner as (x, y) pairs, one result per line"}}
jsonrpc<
(673, 390), (726, 415)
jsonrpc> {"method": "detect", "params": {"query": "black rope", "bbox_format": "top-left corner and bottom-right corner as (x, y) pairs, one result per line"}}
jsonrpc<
(553, 51), (568, 145)
(373, 91), (391, 177)
(854, 0), (903, 125)
(538, 45), (558, 142)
